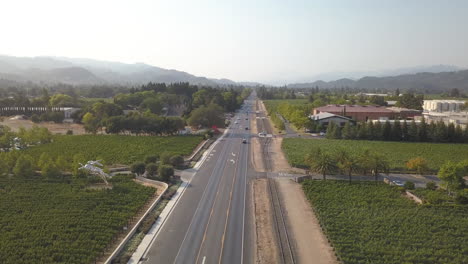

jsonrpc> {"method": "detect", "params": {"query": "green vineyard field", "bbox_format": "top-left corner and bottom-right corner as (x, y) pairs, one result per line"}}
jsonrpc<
(283, 138), (468, 171)
(302, 180), (468, 264)
(24, 135), (203, 165)
(0, 175), (154, 263)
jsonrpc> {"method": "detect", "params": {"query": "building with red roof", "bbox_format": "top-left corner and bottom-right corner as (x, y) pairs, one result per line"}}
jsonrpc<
(313, 105), (420, 122)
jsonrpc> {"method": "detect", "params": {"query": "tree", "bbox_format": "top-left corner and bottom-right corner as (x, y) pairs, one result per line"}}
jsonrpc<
(55, 156), (70, 173)
(408, 120), (418, 141)
(418, 118), (428, 142)
(406, 157), (428, 175)
(146, 163), (158, 178)
(391, 120), (402, 141)
(382, 121), (392, 140)
(336, 151), (360, 183)
(82, 112), (100, 134)
(437, 161), (465, 195)
(396, 93), (423, 110)
(449, 88), (460, 98)
(0, 157), (8, 177)
(41, 162), (61, 179)
(170, 155), (184, 168)
(158, 165), (174, 182)
(131, 162), (146, 177)
(341, 123), (355, 139)
(401, 121), (409, 141)
(309, 151), (336, 180)
(187, 104), (225, 128)
(369, 153), (389, 181)
(72, 153), (87, 179)
(13, 155), (34, 178)
(49, 94), (74, 107)
(160, 152), (172, 165)
(144, 155), (159, 164)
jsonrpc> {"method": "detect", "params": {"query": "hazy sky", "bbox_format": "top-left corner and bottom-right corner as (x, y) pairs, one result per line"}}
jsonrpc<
(1, 0), (467, 83)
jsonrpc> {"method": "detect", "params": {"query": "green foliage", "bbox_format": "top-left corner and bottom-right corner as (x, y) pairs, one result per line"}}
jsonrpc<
(158, 165), (174, 182)
(13, 155), (34, 178)
(396, 93), (424, 110)
(144, 155), (159, 164)
(169, 155), (184, 168)
(24, 135), (202, 165)
(302, 180), (468, 264)
(404, 181), (415, 190)
(187, 104), (225, 128)
(438, 161), (466, 195)
(130, 162), (146, 176)
(406, 157), (428, 175)
(145, 163), (158, 178)
(283, 138), (468, 171)
(426, 181), (437, 190)
(0, 176), (154, 263)
(159, 151), (172, 165)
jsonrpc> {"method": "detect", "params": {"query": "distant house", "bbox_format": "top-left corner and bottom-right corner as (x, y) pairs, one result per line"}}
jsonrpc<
(313, 104), (421, 122)
(309, 112), (354, 127)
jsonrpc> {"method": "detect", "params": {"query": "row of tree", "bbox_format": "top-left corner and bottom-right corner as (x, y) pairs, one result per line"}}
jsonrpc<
(104, 113), (185, 135)
(305, 147), (468, 200)
(0, 125), (52, 151)
(305, 147), (389, 182)
(325, 119), (468, 143)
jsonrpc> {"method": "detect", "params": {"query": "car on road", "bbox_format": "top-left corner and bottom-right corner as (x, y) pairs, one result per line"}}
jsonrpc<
(392, 180), (405, 187)
(258, 131), (266, 137)
(245, 127), (249, 130)
(242, 138), (247, 144)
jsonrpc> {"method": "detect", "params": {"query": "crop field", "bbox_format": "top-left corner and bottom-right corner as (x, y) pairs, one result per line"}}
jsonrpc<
(24, 135), (203, 165)
(283, 138), (468, 171)
(0, 175), (155, 263)
(302, 180), (468, 264)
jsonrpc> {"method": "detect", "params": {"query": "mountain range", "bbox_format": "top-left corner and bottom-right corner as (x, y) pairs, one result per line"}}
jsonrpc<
(0, 55), (466, 93)
(287, 69), (468, 93)
(0, 55), (249, 87)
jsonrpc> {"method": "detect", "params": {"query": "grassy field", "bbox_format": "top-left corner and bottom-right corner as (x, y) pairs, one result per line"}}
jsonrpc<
(302, 180), (468, 264)
(283, 138), (468, 171)
(24, 135), (203, 165)
(0, 175), (154, 263)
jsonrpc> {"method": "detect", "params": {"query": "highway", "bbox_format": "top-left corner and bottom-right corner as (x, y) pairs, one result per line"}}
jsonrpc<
(141, 97), (255, 264)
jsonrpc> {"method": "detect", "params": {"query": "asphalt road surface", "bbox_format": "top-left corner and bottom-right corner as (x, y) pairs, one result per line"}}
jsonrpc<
(141, 97), (255, 264)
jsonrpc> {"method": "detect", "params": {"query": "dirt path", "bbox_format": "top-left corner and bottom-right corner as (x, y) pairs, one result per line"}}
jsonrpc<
(276, 178), (338, 264)
(0, 117), (86, 134)
(253, 179), (280, 264)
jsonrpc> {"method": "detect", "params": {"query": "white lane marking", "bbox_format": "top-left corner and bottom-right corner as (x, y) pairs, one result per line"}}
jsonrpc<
(202, 256), (206, 264)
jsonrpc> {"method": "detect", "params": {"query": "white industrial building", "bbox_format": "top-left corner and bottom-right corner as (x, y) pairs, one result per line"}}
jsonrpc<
(423, 100), (465, 112)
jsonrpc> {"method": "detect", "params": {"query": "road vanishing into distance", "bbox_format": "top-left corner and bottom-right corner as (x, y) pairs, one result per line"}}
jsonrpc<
(141, 96), (256, 264)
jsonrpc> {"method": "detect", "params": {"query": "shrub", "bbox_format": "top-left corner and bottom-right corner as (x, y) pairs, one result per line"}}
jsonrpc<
(406, 157), (428, 175)
(404, 181), (415, 190)
(130, 162), (146, 177)
(31, 114), (40, 123)
(455, 190), (468, 205)
(144, 155), (159, 164)
(170, 155), (184, 168)
(426, 181), (437, 190)
(146, 163), (158, 178)
(158, 165), (174, 182)
(159, 152), (172, 165)
(66, 130), (73, 135)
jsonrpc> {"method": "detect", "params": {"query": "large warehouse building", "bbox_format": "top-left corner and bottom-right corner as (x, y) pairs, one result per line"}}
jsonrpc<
(313, 105), (421, 122)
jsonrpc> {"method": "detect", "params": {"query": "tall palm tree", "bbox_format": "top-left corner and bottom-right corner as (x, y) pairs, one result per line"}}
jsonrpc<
(310, 152), (336, 180)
